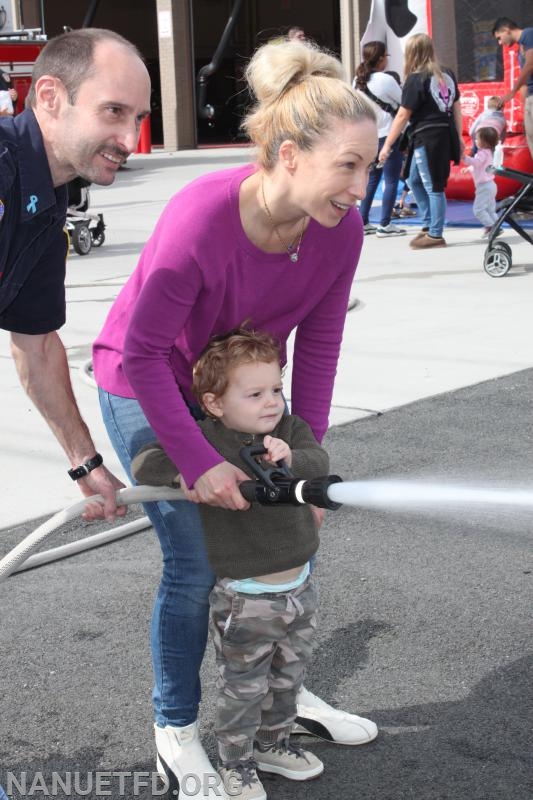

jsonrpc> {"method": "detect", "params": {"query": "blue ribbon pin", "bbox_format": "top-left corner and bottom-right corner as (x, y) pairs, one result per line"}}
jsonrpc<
(26, 195), (38, 214)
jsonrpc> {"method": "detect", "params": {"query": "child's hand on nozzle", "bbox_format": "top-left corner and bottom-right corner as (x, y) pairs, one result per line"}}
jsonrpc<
(263, 435), (292, 467)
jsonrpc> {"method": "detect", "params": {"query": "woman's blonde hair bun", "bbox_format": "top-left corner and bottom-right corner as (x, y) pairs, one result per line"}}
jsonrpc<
(242, 40), (377, 170)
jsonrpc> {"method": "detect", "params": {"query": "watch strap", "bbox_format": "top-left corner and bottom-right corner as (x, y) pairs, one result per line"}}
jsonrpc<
(68, 452), (103, 481)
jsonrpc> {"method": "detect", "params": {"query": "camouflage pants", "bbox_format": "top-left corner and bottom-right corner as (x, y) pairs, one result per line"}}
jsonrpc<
(209, 576), (318, 764)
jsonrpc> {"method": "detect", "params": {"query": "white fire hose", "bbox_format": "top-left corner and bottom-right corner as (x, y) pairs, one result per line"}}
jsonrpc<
(0, 486), (185, 582)
(3, 462), (531, 583)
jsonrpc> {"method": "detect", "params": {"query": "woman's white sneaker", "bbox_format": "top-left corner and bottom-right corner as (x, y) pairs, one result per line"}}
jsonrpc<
(155, 722), (228, 799)
(293, 686), (378, 745)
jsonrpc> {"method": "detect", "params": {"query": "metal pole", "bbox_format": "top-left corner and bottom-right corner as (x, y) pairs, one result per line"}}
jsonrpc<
(82, 0), (101, 28)
(196, 0), (245, 119)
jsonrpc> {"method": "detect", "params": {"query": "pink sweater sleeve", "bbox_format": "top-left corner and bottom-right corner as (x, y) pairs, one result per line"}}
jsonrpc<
(463, 149), (493, 184)
(122, 239), (225, 489)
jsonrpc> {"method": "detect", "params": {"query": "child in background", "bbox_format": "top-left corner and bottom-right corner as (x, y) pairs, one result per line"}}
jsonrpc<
(462, 127), (500, 238)
(386, 70), (417, 220)
(469, 96), (507, 154)
(0, 68), (16, 116)
(132, 328), (330, 800)
(392, 177), (417, 217)
(0, 89), (14, 116)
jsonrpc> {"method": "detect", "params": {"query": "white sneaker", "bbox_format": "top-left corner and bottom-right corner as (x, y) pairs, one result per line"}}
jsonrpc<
(254, 738), (323, 780)
(363, 223), (377, 234)
(219, 760), (267, 800)
(155, 722), (229, 799)
(292, 686), (378, 745)
(376, 223), (407, 237)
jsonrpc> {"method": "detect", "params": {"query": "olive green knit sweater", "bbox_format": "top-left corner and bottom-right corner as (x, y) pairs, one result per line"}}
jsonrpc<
(132, 415), (329, 579)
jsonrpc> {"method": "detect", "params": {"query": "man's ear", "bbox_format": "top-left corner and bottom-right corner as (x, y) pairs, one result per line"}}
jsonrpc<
(33, 75), (66, 113)
(278, 139), (299, 173)
(202, 392), (224, 418)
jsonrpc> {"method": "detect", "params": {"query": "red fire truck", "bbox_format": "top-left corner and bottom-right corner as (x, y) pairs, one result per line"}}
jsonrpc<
(0, 32), (46, 112)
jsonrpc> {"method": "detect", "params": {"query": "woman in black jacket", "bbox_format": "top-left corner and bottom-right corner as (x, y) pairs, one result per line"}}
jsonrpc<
(378, 33), (463, 249)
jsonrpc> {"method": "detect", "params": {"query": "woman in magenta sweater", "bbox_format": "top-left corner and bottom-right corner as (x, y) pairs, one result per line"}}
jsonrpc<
(93, 39), (378, 795)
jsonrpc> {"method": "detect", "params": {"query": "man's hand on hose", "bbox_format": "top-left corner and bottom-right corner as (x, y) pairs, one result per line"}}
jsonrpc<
(78, 465), (127, 522)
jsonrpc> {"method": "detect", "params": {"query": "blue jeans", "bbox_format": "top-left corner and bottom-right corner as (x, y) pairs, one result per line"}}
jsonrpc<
(98, 389), (215, 727)
(359, 136), (404, 227)
(408, 145), (446, 238)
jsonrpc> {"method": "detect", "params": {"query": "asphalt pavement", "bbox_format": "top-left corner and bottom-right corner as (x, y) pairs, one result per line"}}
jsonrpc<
(1, 148), (532, 799)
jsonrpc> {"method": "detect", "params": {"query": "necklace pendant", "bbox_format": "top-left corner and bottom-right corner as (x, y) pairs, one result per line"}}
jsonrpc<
(290, 252), (299, 263)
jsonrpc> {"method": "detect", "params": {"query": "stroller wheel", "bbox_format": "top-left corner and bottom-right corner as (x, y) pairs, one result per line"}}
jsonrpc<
(491, 240), (512, 258)
(484, 244), (511, 277)
(72, 223), (92, 255)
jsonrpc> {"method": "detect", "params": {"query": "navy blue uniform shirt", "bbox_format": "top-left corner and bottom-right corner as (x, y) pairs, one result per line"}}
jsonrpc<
(518, 28), (533, 96)
(0, 109), (68, 334)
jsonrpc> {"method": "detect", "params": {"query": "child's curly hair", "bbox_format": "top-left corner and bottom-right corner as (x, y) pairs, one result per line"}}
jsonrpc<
(192, 326), (282, 411)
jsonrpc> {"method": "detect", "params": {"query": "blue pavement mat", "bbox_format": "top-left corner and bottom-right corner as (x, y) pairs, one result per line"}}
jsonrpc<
(366, 175), (533, 228)
(367, 197), (533, 229)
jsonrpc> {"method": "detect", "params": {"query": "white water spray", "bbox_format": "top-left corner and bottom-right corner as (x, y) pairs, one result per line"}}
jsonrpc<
(327, 480), (533, 512)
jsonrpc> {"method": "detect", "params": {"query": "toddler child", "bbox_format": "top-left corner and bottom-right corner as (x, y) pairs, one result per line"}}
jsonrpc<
(468, 96), (507, 153)
(0, 89), (14, 116)
(132, 328), (329, 800)
(462, 127), (500, 238)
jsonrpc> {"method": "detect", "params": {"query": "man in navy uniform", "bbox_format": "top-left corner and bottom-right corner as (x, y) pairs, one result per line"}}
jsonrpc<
(0, 28), (150, 519)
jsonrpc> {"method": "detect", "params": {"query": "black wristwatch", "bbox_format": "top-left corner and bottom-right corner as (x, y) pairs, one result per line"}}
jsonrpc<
(68, 453), (103, 481)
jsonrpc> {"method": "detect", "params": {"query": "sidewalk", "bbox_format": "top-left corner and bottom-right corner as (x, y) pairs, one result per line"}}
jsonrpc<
(1, 148), (532, 529)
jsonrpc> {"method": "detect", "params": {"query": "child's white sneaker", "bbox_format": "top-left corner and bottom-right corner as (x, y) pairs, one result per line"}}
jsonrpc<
(254, 738), (323, 780)
(219, 760), (267, 800)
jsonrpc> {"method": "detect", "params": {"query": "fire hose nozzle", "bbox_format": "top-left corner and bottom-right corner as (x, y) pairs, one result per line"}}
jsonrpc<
(295, 475), (344, 510)
(238, 474), (343, 509)
(238, 445), (343, 509)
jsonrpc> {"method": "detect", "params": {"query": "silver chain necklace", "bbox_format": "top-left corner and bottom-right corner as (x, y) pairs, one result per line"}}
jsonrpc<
(261, 177), (306, 263)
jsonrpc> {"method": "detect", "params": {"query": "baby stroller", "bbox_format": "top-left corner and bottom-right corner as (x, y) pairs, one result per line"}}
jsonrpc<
(483, 166), (533, 277)
(66, 177), (106, 255)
